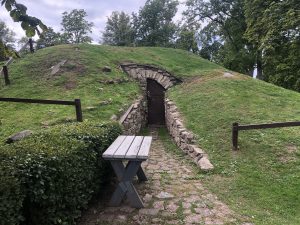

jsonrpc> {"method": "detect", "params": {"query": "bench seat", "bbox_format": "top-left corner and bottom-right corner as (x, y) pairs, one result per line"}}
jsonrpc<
(103, 135), (152, 160)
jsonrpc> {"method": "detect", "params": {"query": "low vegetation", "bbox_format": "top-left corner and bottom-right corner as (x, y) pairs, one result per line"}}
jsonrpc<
(0, 121), (121, 225)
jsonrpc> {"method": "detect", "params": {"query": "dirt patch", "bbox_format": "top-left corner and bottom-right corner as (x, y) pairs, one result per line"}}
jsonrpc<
(64, 80), (77, 90)
(48, 60), (86, 80)
(61, 60), (86, 74)
(278, 144), (298, 163)
(286, 144), (298, 154)
(99, 78), (130, 85)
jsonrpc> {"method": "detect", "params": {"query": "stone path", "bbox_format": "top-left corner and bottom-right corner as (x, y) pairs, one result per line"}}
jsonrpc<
(79, 129), (243, 225)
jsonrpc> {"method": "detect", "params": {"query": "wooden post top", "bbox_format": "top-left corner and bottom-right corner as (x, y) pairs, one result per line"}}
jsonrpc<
(103, 136), (152, 160)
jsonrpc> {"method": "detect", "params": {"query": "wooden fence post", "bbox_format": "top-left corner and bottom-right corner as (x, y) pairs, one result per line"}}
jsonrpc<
(74, 99), (83, 122)
(3, 66), (10, 85)
(232, 122), (239, 150)
(29, 38), (34, 53)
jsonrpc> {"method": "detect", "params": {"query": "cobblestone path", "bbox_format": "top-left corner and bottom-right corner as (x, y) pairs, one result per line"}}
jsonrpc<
(79, 129), (243, 225)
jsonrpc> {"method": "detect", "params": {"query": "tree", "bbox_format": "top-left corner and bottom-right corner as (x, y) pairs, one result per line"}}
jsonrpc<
(244, 0), (300, 91)
(175, 23), (199, 53)
(1, 0), (47, 60)
(133, 0), (179, 47)
(197, 23), (222, 62)
(184, 0), (257, 76)
(0, 20), (15, 46)
(1, 0), (47, 37)
(0, 20), (16, 61)
(102, 11), (134, 46)
(61, 9), (94, 44)
(17, 36), (30, 54)
(36, 27), (62, 49)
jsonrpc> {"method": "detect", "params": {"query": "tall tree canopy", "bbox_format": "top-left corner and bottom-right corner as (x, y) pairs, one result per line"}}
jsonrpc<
(36, 27), (62, 49)
(102, 11), (134, 46)
(0, 20), (16, 61)
(175, 23), (199, 53)
(184, 0), (257, 76)
(244, 0), (300, 91)
(133, 0), (179, 47)
(61, 9), (94, 44)
(0, 20), (15, 46)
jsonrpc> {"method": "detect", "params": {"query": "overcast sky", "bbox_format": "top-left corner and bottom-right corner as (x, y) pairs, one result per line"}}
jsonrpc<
(0, 0), (185, 43)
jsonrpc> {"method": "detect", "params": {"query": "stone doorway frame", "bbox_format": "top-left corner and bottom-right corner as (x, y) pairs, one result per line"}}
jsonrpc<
(120, 63), (181, 126)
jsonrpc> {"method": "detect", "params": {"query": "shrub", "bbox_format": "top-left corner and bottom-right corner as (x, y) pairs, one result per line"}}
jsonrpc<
(0, 122), (122, 225)
(0, 154), (24, 225)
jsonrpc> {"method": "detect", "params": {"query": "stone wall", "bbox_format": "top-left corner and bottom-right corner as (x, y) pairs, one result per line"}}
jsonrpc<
(119, 96), (147, 135)
(165, 98), (214, 171)
(121, 63), (181, 90)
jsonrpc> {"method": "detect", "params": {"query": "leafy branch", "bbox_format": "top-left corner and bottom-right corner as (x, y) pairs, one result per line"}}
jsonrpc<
(1, 0), (47, 37)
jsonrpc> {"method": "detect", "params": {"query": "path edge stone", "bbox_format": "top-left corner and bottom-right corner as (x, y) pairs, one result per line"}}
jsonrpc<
(119, 96), (147, 135)
(165, 98), (214, 171)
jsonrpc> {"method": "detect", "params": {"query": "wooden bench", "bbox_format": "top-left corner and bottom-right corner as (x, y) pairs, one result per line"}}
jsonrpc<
(102, 135), (152, 208)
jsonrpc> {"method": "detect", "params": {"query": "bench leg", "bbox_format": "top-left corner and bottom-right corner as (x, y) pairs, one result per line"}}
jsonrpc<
(137, 166), (148, 182)
(109, 161), (144, 208)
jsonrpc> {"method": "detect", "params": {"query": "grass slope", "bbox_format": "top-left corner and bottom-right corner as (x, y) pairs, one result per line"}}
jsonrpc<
(168, 73), (300, 225)
(0, 44), (219, 143)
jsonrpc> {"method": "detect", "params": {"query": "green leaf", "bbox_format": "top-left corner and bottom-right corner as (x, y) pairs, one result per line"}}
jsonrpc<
(27, 16), (40, 26)
(25, 26), (35, 37)
(5, 0), (12, 11)
(10, 9), (21, 22)
(15, 3), (27, 14)
(21, 21), (29, 30)
(39, 22), (48, 32)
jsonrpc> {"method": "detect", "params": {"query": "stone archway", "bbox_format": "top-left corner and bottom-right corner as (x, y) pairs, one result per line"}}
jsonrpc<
(120, 63), (181, 91)
(121, 63), (181, 125)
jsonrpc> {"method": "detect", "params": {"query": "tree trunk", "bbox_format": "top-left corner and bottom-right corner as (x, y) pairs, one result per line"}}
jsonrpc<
(256, 50), (263, 80)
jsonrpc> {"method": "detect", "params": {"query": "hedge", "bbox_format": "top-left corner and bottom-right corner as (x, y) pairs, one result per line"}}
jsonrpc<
(0, 122), (122, 225)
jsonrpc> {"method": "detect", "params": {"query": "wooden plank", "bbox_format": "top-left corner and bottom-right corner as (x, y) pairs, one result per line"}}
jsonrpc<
(137, 136), (152, 159)
(119, 104), (134, 124)
(102, 136), (126, 158)
(125, 136), (144, 159)
(74, 99), (83, 122)
(238, 121), (300, 130)
(19, 42), (29, 53)
(0, 97), (75, 105)
(232, 123), (239, 151)
(113, 136), (135, 159)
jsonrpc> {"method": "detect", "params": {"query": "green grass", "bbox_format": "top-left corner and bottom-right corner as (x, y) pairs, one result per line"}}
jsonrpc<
(168, 74), (300, 225)
(0, 44), (220, 143)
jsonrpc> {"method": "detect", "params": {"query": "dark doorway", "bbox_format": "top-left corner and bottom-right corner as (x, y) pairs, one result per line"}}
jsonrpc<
(147, 79), (165, 125)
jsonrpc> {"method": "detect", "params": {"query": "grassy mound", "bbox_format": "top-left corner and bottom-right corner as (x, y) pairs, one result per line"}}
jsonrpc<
(0, 44), (220, 143)
(168, 72), (300, 225)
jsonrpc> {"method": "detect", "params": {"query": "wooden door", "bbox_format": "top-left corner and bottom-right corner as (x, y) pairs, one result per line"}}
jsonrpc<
(147, 79), (165, 125)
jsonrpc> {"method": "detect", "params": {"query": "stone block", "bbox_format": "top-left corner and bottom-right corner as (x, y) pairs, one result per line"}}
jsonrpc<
(197, 157), (214, 171)
(145, 70), (152, 77)
(175, 120), (184, 128)
(154, 72), (160, 80)
(175, 137), (181, 145)
(6, 130), (33, 144)
(157, 75), (164, 83)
